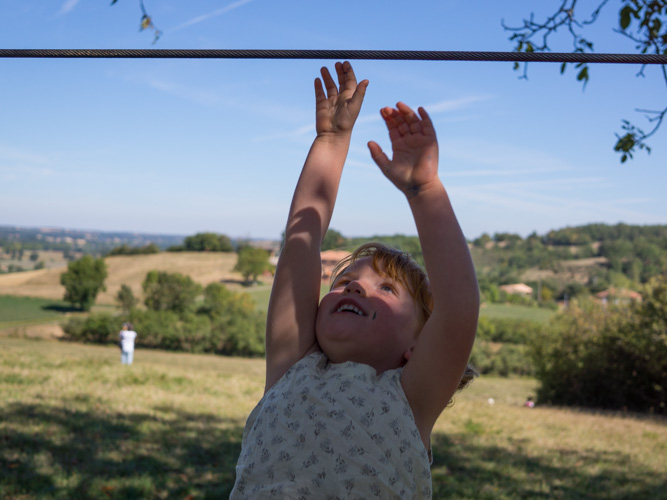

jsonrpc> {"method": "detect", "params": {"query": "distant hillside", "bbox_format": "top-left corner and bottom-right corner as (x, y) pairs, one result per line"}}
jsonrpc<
(0, 225), (186, 255)
(0, 252), (245, 305)
(2, 222), (665, 307)
(331, 223), (667, 301)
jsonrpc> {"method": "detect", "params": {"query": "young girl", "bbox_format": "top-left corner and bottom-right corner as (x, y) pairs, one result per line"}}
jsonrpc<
(230, 62), (479, 498)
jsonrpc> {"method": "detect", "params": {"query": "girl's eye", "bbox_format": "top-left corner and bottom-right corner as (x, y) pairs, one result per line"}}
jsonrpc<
(334, 279), (349, 288)
(380, 284), (395, 293)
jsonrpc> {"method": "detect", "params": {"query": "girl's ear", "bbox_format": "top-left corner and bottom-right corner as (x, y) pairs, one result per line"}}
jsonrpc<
(403, 345), (416, 362)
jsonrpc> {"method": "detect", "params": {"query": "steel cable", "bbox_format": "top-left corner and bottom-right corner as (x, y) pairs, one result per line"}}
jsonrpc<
(1, 48), (666, 64)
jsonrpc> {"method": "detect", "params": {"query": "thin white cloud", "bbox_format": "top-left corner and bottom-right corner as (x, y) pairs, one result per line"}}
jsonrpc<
(142, 76), (305, 126)
(0, 165), (56, 182)
(254, 95), (491, 142)
(58, 0), (80, 15)
(453, 177), (658, 225)
(440, 138), (574, 174)
(0, 144), (49, 165)
(253, 124), (314, 142)
(354, 96), (490, 125)
(170, 0), (254, 32)
(474, 176), (609, 191)
(425, 96), (492, 114)
(446, 167), (565, 178)
(147, 79), (223, 107)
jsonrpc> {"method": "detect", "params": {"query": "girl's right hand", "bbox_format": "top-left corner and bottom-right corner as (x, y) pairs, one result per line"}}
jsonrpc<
(314, 61), (368, 137)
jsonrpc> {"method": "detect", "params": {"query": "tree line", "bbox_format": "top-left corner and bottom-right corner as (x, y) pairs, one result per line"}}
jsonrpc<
(322, 223), (667, 304)
(63, 268), (265, 357)
(57, 224), (667, 413)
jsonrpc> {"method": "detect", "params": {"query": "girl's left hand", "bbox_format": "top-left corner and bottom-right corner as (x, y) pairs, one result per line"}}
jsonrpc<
(368, 102), (439, 197)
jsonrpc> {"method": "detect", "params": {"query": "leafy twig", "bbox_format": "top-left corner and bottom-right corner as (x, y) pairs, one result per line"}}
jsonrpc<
(503, 0), (667, 162)
(110, 0), (162, 44)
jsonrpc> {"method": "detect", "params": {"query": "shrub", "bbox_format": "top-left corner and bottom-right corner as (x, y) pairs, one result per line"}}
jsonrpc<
(116, 284), (138, 313)
(107, 243), (160, 256)
(530, 277), (667, 414)
(476, 316), (543, 345)
(142, 271), (202, 314)
(470, 340), (534, 377)
(62, 281), (266, 358)
(62, 313), (119, 344)
(202, 283), (265, 357)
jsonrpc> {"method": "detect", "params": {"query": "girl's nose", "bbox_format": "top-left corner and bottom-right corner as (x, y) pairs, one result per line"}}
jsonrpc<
(344, 280), (366, 296)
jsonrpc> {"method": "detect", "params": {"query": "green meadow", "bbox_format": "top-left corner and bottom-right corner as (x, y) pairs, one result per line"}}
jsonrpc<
(0, 295), (76, 325)
(1, 337), (665, 499)
(1, 291), (557, 327)
(478, 302), (556, 323)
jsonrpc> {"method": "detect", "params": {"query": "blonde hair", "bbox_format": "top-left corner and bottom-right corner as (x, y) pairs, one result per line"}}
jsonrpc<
(330, 242), (432, 328)
(329, 242), (477, 396)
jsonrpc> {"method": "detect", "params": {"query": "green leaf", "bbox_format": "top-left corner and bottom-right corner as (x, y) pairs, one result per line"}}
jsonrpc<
(577, 66), (589, 82)
(620, 5), (632, 30)
(560, 62), (567, 74)
(513, 61), (520, 71)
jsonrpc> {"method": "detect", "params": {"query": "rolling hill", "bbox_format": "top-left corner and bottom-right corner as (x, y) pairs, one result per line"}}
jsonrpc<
(0, 252), (247, 305)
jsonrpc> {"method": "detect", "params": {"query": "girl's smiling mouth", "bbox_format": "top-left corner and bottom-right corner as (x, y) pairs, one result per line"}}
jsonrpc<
(333, 298), (367, 316)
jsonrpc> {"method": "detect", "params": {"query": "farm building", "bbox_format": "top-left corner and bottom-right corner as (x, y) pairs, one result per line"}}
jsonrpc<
(320, 250), (351, 280)
(595, 287), (642, 305)
(499, 283), (534, 296)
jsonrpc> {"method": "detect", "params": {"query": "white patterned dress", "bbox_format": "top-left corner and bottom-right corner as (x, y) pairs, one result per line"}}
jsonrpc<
(230, 352), (432, 499)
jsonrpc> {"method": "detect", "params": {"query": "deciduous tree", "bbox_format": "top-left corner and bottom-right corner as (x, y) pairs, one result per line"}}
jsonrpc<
(183, 232), (234, 252)
(234, 247), (271, 285)
(116, 284), (139, 313)
(142, 270), (202, 314)
(60, 255), (108, 311)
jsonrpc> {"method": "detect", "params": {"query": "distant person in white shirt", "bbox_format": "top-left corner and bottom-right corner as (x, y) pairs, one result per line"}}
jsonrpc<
(119, 322), (137, 365)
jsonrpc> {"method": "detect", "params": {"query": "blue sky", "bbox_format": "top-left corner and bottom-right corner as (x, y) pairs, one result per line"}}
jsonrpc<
(1, 0), (665, 241)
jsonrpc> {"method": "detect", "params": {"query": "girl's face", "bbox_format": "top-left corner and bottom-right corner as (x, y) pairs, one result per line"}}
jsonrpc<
(315, 257), (420, 373)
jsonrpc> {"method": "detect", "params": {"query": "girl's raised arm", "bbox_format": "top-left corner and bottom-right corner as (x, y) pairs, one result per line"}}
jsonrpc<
(264, 62), (368, 392)
(368, 103), (479, 442)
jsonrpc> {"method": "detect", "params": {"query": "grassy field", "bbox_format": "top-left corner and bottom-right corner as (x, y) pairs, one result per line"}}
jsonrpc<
(0, 252), (245, 305)
(1, 338), (665, 499)
(0, 296), (117, 340)
(479, 303), (557, 323)
(0, 252), (559, 324)
(0, 295), (77, 325)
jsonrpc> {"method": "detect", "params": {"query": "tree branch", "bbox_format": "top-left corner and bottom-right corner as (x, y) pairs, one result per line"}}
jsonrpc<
(504, 0), (667, 162)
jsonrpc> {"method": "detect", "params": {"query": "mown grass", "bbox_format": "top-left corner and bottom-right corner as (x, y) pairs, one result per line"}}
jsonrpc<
(246, 283), (331, 312)
(0, 295), (77, 326)
(1, 338), (665, 499)
(479, 303), (556, 324)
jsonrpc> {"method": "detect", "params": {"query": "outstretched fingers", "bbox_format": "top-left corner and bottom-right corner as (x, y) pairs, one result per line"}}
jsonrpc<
(417, 106), (436, 137)
(397, 102), (424, 134)
(379, 106), (404, 143)
(337, 61), (368, 107)
(368, 141), (390, 170)
(320, 65), (339, 99)
(335, 61), (356, 92)
(316, 62), (368, 105)
(314, 77), (326, 105)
